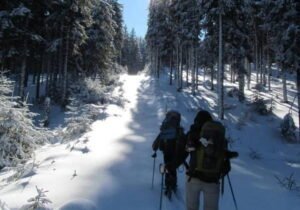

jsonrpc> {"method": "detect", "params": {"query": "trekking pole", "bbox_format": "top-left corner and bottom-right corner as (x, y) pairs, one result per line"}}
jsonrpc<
(159, 164), (165, 210)
(227, 174), (238, 210)
(151, 152), (157, 189)
(288, 93), (297, 114)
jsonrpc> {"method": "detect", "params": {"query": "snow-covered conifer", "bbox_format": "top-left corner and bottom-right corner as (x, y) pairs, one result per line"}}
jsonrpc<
(20, 186), (52, 210)
(0, 73), (51, 168)
(280, 113), (296, 142)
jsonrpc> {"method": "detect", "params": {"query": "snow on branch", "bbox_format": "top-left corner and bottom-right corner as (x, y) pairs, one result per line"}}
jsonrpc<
(20, 186), (52, 210)
(10, 4), (31, 17)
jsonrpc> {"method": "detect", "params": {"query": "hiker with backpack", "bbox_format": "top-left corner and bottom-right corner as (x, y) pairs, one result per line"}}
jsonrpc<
(185, 110), (238, 210)
(152, 110), (186, 199)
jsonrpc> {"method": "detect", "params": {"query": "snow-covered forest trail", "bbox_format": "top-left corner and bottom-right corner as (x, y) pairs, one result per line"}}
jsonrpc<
(1, 71), (300, 210)
(88, 73), (165, 210)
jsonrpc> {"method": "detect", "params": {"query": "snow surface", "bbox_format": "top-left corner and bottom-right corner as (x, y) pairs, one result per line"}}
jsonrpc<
(0, 70), (300, 210)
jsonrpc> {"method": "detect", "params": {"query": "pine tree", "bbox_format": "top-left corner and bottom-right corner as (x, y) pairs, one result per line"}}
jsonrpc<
(223, 0), (251, 102)
(110, 0), (124, 64)
(0, 73), (51, 168)
(83, 0), (116, 79)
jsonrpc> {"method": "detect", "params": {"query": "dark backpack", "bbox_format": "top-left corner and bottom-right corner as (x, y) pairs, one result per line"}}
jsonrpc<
(158, 111), (181, 151)
(190, 121), (229, 181)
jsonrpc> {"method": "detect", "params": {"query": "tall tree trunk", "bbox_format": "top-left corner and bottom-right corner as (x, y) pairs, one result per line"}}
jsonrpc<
(53, 44), (59, 89)
(238, 60), (245, 102)
(150, 49), (154, 74)
(195, 48), (199, 90)
(156, 49), (160, 78)
(230, 64), (234, 83)
(267, 51), (271, 91)
(176, 42), (180, 89)
(170, 51), (173, 85)
(158, 55), (161, 78)
(282, 65), (288, 103)
(49, 54), (54, 94)
(260, 43), (263, 84)
(192, 44), (196, 95)
(186, 47), (189, 86)
(263, 47), (267, 86)
(61, 27), (70, 106)
(218, 12), (224, 119)
(45, 53), (51, 95)
(247, 59), (251, 90)
(297, 67), (300, 141)
(36, 58), (42, 101)
(255, 29), (259, 84)
(19, 39), (28, 101)
(58, 22), (65, 87)
(211, 66), (214, 91)
(203, 67), (206, 84)
(179, 44), (183, 90)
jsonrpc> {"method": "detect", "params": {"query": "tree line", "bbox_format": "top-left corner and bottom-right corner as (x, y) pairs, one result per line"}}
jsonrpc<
(121, 27), (147, 74)
(0, 0), (146, 106)
(146, 0), (299, 123)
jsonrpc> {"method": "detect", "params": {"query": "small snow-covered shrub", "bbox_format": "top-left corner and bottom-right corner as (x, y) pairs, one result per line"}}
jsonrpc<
(20, 186), (52, 210)
(204, 80), (212, 88)
(0, 200), (10, 210)
(226, 135), (238, 148)
(112, 63), (127, 74)
(253, 83), (264, 91)
(224, 103), (237, 110)
(79, 78), (108, 104)
(7, 160), (38, 181)
(249, 148), (262, 160)
(227, 87), (240, 98)
(60, 71), (124, 142)
(0, 74), (52, 168)
(69, 75), (123, 106)
(290, 84), (296, 90)
(274, 173), (300, 191)
(42, 97), (51, 127)
(60, 99), (100, 142)
(280, 113), (296, 142)
(251, 95), (272, 115)
(237, 111), (251, 130)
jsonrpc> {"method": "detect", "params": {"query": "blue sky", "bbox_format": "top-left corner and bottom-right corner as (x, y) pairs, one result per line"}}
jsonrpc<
(118, 0), (149, 38)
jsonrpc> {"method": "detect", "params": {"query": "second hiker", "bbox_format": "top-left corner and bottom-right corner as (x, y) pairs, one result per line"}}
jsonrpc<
(152, 110), (186, 199)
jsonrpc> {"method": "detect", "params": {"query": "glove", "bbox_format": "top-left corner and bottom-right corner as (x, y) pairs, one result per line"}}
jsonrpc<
(227, 151), (239, 159)
(160, 164), (166, 174)
(151, 152), (157, 158)
(186, 147), (195, 152)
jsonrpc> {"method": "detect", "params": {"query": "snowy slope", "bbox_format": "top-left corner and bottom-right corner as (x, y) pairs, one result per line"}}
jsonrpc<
(0, 70), (300, 210)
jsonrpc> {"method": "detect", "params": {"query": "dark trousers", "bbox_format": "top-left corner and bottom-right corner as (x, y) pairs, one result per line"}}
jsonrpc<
(164, 153), (177, 190)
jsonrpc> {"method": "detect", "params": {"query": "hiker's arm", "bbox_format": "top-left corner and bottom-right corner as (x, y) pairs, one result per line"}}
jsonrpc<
(175, 130), (189, 168)
(226, 151), (239, 159)
(186, 129), (200, 152)
(221, 144), (238, 177)
(224, 138), (239, 159)
(152, 134), (160, 151)
(221, 158), (231, 177)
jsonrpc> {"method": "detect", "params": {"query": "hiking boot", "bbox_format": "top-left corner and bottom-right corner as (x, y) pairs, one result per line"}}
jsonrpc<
(172, 185), (177, 194)
(164, 187), (172, 200)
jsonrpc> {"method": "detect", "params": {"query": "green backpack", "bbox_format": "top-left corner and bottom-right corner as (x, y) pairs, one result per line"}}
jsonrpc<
(194, 121), (228, 181)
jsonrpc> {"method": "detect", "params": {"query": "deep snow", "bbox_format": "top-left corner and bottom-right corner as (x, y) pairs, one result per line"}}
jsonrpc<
(0, 69), (300, 210)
